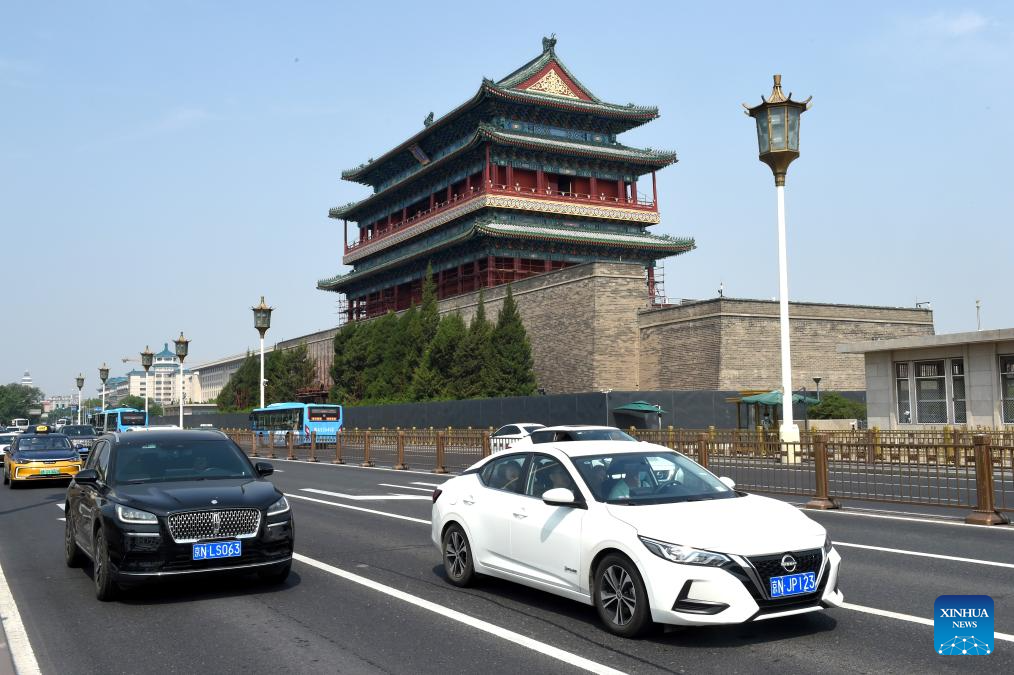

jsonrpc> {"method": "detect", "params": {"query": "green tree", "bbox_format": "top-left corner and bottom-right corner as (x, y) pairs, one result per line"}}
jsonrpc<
(450, 293), (494, 399)
(116, 395), (164, 416)
(410, 312), (466, 400)
(364, 312), (401, 402)
(418, 263), (439, 346)
(216, 353), (259, 411)
(490, 284), (537, 397)
(267, 344), (316, 403)
(0, 383), (44, 423)
(808, 392), (867, 420)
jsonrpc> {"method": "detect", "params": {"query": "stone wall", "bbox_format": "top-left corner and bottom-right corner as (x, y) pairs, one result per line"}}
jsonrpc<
(637, 298), (934, 392)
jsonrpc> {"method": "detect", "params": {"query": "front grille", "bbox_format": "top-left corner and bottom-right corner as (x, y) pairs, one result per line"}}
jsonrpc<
(167, 509), (261, 543)
(747, 548), (823, 586)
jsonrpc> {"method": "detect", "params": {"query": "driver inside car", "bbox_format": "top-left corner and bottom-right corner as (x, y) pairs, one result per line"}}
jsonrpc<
(606, 466), (643, 500)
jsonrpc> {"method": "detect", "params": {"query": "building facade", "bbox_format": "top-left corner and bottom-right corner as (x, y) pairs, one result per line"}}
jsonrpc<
(839, 329), (1014, 428)
(121, 343), (202, 405)
(318, 37), (693, 322)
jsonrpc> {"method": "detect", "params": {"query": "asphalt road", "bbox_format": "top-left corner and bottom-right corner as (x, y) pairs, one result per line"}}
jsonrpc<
(1, 459), (1012, 674)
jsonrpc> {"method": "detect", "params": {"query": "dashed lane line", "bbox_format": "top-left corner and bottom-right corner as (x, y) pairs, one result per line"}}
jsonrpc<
(835, 542), (1014, 569)
(377, 483), (434, 492)
(797, 505), (1014, 530)
(268, 457), (447, 477)
(411, 481), (444, 487)
(286, 493), (430, 525)
(293, 552), (626, 675)
(841, 602), (1014, 643)
(301, 488), (431, 501)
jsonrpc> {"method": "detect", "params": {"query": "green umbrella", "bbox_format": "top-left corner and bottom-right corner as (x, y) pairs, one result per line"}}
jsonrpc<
(740, 390), (819, 406)
(612, 400), (668, 414)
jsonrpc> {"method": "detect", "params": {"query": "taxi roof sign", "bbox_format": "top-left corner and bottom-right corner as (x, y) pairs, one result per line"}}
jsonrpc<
(32, 424), (50, 434)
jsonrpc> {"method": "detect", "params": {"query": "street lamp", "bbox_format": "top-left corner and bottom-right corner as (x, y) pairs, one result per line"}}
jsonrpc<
(252, 296), (274, 409)
(744, 74), (811, 449)
(98, 363), (109, 431)
(75, 374), (84, 425)
(173, 332), (190, 428)
(813, 376), (822, 402)
(141, 346), (154, 428)
(602, 389), (612, 426)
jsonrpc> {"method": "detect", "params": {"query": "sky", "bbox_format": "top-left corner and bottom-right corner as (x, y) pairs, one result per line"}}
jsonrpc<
(2, 1), (1012, 397)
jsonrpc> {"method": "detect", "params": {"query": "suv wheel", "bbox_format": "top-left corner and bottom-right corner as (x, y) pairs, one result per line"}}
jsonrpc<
(442, 524), (476, 587)
(93, 528), (118, 601)
(594, 554), (652, 638)
(65, 515), (84, 568)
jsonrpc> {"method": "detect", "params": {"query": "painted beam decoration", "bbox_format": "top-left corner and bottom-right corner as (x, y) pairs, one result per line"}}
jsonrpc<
(320, 37), (695, 322)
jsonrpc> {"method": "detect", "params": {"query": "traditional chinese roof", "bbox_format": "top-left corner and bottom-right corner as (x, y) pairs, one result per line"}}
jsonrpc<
(340, 37), (660, 186)
(330, 123), (676, 221)
(317, 221), (693, 291)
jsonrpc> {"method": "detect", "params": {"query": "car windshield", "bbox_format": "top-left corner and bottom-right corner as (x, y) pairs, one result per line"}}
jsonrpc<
(14, 436), (75, 458)
(521, 425), (544, 434)
(530, 428), (637, 444)
(572, 451), (738, 505)
(61, 426), (96, 437)
(111, 439), (255, 484)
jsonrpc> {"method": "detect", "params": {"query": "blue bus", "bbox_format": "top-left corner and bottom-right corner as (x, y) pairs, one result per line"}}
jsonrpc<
(89, 407), (148, 432)
(250, 403), (343, 445)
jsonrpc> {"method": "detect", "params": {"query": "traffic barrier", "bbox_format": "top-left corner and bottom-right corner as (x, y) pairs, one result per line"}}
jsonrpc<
(966, 435), (1009, 525)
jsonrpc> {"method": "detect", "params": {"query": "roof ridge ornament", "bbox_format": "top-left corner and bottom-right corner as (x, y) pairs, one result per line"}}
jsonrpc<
(542, 34), (556, 53)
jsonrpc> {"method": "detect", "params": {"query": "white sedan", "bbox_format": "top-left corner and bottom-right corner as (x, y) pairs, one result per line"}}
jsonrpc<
(431, 432), (843, 637)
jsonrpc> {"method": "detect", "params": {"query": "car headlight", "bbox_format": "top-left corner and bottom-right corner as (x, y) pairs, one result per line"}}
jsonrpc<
(639, 536), (731, 566)
(267, 496), (290, 516)
(116, 504), (158, 524)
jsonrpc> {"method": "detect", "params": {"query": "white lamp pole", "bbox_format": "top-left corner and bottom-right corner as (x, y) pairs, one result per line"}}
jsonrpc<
(745, 74), (811, 455)
(252, 296), (274, 409)
(173, 332), (190, 429)
(98, 363), (109, 431)
(75, 374), (84, 425)
(141, 346), (154, 429)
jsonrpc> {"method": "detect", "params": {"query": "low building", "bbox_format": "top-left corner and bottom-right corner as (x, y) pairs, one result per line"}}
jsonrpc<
(839, 329), (1014, 429)
(190, 349), (273, 404)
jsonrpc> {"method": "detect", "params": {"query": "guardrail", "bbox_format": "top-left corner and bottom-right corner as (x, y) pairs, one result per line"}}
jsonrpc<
(221, 428), (1012, 525)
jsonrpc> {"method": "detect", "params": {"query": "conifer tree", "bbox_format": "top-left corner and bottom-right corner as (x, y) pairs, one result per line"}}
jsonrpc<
(364, 312), (400, 402)
(491, 284), (537, 396)
(419, 263), (439, 345)
(451, 292), (494, 399)
(216, 353), (258, 411)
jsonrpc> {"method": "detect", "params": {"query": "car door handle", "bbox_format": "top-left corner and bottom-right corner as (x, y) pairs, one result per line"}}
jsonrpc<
(512, 511), (527, 519)
(462, 495), (475, 505)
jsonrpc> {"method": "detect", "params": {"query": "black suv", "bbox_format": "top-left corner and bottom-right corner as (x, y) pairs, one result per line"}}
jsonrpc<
(60, 425), (99, 459)
(64, 429), (294, 600)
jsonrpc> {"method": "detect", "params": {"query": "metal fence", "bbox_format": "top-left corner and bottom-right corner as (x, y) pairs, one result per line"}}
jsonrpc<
(221, 427), (1012, 524)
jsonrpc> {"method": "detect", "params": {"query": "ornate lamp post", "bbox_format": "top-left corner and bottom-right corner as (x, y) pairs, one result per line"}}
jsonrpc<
(98, 363), (109, 431)
(173, 332), (190, 428)
(141, 346), (154, 428)
(744, 74), (811, 451)
(252, 296), (274, 409)
(75, 374), (84, 425)
(813, 376), (822, 402)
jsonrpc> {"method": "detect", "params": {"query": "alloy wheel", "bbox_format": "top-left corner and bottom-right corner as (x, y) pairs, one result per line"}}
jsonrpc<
(600, 564), (637, 626)
(445, 530), (467, 579)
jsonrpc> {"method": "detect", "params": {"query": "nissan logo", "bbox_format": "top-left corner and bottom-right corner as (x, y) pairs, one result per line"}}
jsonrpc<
(781, 554), (797, 572)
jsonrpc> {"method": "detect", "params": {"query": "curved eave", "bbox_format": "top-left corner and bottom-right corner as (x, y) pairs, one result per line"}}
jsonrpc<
(475, 223), (695, 253)
(333, 129), (673, 222)
(339, 83), (660, 186)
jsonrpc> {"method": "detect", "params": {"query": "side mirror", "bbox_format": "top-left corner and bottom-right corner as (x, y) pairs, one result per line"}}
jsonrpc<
(255, 461), (274, 477)
(542, 487), (578, 507)
(75, 468), (99, 485)
(718, 476), (736, 490)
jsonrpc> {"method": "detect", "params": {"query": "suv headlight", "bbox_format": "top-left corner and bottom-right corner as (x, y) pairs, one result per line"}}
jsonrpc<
(639, 536), (731, 566)
(116, 504), (158, 524)
(267, 496), (290, 516)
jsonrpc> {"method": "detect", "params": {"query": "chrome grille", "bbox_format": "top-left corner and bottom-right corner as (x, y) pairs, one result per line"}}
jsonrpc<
(167, 509), (261, 543)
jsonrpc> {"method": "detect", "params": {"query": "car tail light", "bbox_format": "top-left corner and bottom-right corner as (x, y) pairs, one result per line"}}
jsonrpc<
(432, 488), (442, 503)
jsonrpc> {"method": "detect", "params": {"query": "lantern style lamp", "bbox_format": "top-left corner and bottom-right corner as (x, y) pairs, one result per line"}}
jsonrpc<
(744, 75), (812, 452)
(252, 296), (274, 409)
(98, 363), (110, 431)
(173, 332), (190, 428)
(75, 374), (85, 425)
(141, 346), (154, 427)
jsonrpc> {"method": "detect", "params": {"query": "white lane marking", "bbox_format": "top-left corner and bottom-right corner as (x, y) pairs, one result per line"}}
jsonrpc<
(56, 503), (65, 510)
(269, 457), (450, 476)
(377, 483), (434, 492)
(835, 542), (1014, 569)
(841, 603), (1014, 643)
(0, 558), (42, 675)
(286, 493), (431, 525)
(301, 488), (430, 501)
(293, 553), (626, 675)
(797, 505), (1014, 530)
(411, 481), (444, 487)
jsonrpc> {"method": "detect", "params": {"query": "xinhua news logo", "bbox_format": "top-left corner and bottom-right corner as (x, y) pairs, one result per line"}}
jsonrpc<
(934, 595), (994, 655)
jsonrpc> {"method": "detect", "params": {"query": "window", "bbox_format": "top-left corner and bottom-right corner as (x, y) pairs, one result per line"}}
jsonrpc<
(1001, 356), (1014, 424)
(479, 454), (528, 493)
(952, 360), (966, 424)
(492, 425), (520, 438)
(525, 455), (575, 498)
(914, 361), (947, 423)
(896, 363), (911, 423)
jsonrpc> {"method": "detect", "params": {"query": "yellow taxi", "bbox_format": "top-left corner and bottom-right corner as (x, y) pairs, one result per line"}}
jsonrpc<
(3, 425), (83, 487)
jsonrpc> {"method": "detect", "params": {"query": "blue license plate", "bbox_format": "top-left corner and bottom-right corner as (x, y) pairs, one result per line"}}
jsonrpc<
(192, 541), (242, 561)
(769, 572), (817, 598)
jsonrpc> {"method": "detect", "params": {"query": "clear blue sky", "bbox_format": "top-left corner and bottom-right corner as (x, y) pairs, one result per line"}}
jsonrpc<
(2, 1), (1012, 397)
